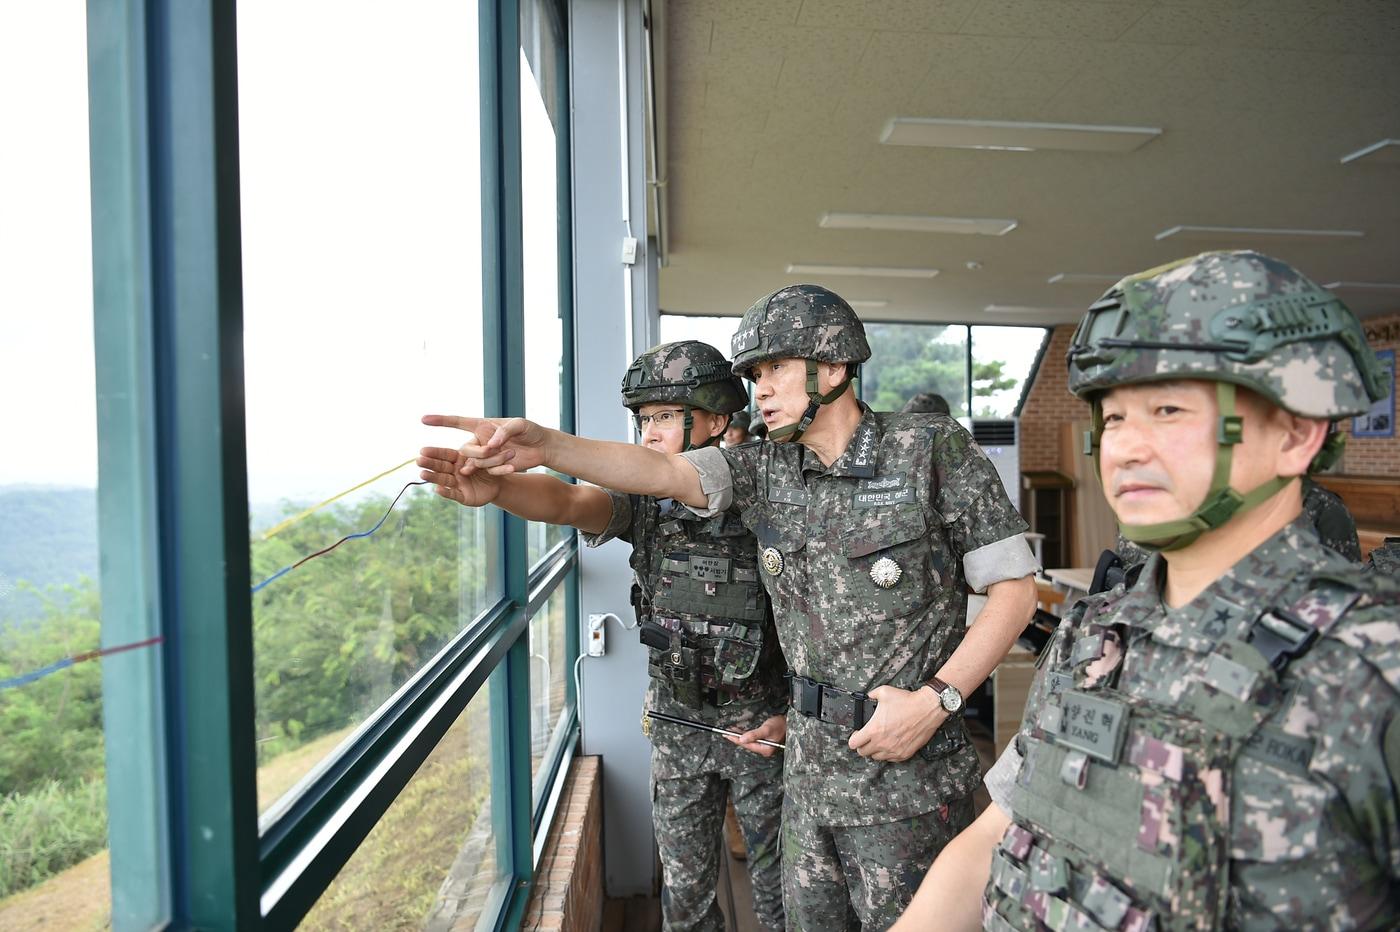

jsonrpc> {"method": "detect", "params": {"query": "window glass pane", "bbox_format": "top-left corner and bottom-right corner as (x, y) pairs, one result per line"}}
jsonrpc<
(862, 324), (970, 418)
(971, 327), (1048, 419)
(521, 44), (570, 567)
(528, 571), (573, 788)
(237, 0), (493, 816)
(0, 6), (111, 924)
(300, 683), (504, 931)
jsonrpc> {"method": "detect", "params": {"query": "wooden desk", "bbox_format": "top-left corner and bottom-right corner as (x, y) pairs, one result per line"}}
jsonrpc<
(1043, 567), (1093, 593)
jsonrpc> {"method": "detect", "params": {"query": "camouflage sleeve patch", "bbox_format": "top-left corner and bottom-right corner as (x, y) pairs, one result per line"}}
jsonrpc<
(580, 489), (635, 548)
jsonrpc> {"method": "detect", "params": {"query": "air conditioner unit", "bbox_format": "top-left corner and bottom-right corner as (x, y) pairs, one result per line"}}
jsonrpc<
(971, 418), (1019, 506)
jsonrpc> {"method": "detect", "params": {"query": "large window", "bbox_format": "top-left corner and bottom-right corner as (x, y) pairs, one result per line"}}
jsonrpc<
(0, 6), (112, 925)
(238, 0), (495, 817)
(80, 2), (579, 929)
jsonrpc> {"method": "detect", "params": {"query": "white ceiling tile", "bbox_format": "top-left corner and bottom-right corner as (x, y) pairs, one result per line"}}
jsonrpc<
(957, 0), (1151, 41)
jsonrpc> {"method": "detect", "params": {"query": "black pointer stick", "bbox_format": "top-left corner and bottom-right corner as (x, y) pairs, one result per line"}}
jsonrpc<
(643, 709), (785, 749)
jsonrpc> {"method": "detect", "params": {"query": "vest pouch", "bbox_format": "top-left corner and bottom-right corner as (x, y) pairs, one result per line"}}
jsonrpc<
(653, 558), (767, 624)
(994, 692), (1235, 931)
(707, 626), (762, 686)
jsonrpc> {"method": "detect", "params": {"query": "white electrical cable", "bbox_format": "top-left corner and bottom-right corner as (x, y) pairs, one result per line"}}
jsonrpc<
(573, 612), (638, 743)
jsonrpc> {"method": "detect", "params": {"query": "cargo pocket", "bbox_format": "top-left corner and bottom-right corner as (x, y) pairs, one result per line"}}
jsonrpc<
(844, 507), (937, 621)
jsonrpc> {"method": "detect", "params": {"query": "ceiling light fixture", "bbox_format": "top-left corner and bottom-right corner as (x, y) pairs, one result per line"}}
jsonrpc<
(786, 263), (939, 279)
(982, 304), (1072, 314)
(1047, 272), (1124, 285)
(820, 212), (1017, 236)
(881, 117), (1162, 153)
(1339, 139), (1400, 165)
(1155, 225), (1364, 242)
(1323, 281), (1400, 292)
(849, 300), (890, 309)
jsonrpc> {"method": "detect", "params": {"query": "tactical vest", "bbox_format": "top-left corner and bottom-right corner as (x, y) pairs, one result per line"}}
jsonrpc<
(984, 576), (1364, 932)
(629, 495), (775, 710)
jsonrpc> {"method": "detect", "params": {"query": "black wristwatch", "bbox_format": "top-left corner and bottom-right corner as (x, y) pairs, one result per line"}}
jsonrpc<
(924, 675), (964, 714)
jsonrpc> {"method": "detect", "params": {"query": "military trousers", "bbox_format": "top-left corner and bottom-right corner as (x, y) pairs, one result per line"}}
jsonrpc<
(653, 759), (786, 932)
(781, 792), (974, 931)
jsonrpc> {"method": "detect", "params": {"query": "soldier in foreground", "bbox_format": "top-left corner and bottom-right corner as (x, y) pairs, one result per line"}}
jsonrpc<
(423, 341), (787, 932)
(891, 251), (1400, 931)
(424, 285), (1039, 929)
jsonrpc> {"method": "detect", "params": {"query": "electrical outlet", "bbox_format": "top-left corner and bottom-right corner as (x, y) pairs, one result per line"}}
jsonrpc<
(587, 613), (608, 657)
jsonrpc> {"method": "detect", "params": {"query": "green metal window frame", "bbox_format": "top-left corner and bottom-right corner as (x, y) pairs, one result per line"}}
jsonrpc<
(86, 1), (578, 929)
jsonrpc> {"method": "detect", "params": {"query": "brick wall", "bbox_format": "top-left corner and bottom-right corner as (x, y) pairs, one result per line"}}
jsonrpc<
(1338, 311), (1400, 478)
(1018, 313), (1400, 480)
(523, 755), (604, 932)
(1018, 325), (1085, 473)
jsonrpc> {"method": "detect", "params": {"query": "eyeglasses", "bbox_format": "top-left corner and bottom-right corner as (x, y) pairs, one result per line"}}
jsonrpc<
(633, 409), (685, 431)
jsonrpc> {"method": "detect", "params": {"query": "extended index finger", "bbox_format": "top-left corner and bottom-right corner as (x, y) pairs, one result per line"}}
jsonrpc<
(422, 414), (484, 432)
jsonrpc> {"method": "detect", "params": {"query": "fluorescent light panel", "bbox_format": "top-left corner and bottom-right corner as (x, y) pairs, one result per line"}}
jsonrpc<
(1339, 139), (1400, 165)
(820, 212), (1017, 236)
(1156, 225), (1364, 242)
(1047, 272), (1123, 285)
(786, 263), (939, 279)
(983, 304), (1073, 314)
(1323, 281), (1400, 292)
(882, 117), (1161, 153)
(849, 299), (890, 309)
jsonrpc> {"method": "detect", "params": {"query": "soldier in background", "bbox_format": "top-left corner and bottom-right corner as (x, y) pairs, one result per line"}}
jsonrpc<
(425, 284), (1039, 929)
(724, 409), (754, 447)
(421, 341), (786, 932)
(901, 391), (952, 417)
(1370, 537), (1400, 575)
(892, 251), (1400, 931)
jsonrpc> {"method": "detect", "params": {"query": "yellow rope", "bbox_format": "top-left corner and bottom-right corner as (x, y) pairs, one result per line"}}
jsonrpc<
(260, 457), (417, 541)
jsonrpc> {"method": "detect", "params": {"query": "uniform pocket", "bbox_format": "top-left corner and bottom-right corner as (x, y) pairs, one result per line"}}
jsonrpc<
(843, 507), (938, 620)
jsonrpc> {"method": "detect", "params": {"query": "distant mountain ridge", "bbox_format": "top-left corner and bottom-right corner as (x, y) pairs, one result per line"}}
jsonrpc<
(0, 486), (99, 624)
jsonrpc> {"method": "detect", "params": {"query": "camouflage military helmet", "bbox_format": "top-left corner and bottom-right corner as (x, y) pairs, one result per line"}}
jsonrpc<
(730, 284), (870, 441)
(730, 284), (872, 379)
(1067, 250), (1386, 418)
(1070, 251), (1388, 551)
(620, 340), (748, 414)
(730, 409), (753, 431)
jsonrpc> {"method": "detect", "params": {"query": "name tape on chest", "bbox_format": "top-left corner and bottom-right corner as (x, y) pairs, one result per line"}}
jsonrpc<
(1047, 690), (1130, 764)
(768, 487), (808, 507)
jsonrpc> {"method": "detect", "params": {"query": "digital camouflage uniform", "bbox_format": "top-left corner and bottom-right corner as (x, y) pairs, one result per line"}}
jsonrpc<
(1116, 478), (1361, 567)
(587, 341), (787, 932)
(1370, 538), (1400, 576)
(983, 252), (1400, 930)
(682, 286), (1040, 930)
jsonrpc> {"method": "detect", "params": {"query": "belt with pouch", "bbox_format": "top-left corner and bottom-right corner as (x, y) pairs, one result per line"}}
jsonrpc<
(788, 673), (877, 730)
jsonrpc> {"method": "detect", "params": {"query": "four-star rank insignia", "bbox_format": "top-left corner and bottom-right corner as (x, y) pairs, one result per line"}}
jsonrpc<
(761, 546), (785, 576)
(870, 556), (902, 588)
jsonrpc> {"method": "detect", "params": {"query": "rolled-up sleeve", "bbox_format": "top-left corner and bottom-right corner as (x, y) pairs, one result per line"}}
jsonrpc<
(676, 446), (737, 517)
(983, 743), (1023, 815)
(964, 534), (1041, 594)
(580, 489), (634, 548)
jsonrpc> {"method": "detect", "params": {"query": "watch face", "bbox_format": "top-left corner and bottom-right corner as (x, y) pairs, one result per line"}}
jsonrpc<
(941, 688), (963, 712)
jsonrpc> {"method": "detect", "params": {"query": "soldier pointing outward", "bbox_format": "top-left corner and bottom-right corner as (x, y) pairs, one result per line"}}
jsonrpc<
(421, 285), (1040, 929)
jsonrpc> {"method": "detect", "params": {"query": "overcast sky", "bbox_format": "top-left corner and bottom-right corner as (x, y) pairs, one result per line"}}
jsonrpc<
(1, 4), (561, 506)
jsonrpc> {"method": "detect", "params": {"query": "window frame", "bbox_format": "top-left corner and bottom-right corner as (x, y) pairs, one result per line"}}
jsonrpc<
(86, 1), (578, 929)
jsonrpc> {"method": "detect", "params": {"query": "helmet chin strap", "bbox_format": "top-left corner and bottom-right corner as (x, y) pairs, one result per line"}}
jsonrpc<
(681, 407), (728, 453)
(767, 360), (855, 443)
(1091, 381), (1296, 552)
